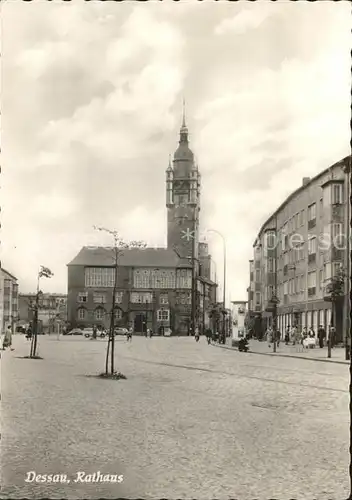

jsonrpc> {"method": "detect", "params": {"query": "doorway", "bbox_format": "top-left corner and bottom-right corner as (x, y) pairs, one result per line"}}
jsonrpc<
(134, 314), (146, 333)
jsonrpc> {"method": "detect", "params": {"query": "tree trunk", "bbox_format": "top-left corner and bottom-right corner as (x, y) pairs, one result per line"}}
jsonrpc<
(105, 326), (111, 375)
(30, 295), (39, 358)
(328, 301), (334, 358)
(109, 249), (118, 375)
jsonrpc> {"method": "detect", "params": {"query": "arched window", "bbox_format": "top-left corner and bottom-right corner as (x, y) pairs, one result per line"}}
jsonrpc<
(95, 307), (105, 320)
(115, 308), (123, 320)
(77, 307), (86, 320)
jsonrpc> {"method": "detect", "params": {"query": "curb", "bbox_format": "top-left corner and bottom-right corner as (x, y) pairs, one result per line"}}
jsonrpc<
(213, 343), (349, 365)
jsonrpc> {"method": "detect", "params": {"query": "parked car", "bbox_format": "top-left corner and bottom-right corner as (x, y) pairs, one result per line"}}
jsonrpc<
(164, 328), (172, 337)
(114, 327), (128, 336)
(84, 328), (106, 339)
(64, 328), (83, 336)
(16, 326), (27, 334)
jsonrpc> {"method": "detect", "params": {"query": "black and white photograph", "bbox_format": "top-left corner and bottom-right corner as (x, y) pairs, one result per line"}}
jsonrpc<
(1, 1), (351, 499)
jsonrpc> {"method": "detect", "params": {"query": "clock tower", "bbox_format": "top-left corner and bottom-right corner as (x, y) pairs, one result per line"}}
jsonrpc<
(166, 105), (201, 260)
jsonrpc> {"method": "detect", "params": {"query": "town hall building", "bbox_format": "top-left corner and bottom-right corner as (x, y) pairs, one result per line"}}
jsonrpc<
(67, 109), (217, 335)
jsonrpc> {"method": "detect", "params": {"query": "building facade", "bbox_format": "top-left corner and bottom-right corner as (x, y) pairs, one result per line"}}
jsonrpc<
(249, 156), (350, 343)
(0, 268), (19, 333)
(19, 293), (67, 333)
(67, 110), (217, 335)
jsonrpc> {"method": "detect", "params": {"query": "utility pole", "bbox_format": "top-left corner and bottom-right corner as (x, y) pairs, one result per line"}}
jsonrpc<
(191, 221), (197, 336)
(272, 218), (278, 353)
(343, 159), (350, 360)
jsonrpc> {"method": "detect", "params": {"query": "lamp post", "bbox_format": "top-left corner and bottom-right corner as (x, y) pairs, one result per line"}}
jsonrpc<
(207, 229), (227, 344)
(269, 219), (279, 354)
(287, 264), (297, 330)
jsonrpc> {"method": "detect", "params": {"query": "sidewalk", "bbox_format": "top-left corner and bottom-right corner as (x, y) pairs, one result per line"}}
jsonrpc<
(218, 339), (349, 365)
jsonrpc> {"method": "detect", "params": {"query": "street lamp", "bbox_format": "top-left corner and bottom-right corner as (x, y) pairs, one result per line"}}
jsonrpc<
(287, 264), (297, 330)
(266, 220), (279, 353)
(207, 229), (227, 343)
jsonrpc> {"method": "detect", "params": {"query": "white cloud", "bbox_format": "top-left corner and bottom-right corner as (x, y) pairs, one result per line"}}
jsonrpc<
(1, 1), (350, 301)
(214, 3), (276, 36)
(30, 192), (79, 219)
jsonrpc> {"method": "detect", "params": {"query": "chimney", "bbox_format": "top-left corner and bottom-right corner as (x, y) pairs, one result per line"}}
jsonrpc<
(302, 177), (310, 186)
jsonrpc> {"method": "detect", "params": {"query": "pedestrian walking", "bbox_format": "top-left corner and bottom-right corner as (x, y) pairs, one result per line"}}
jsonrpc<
(195, 327), (200, 342)
(92, 325), (97, 340)
(25, 326), (32, 341)
(149, 329), (153, 338)
(127, 327), (133, 342)
(276, 329), (281, 347)
(266, 326), (273, 348)
(318, 325), (325, 348)
(2, 326), (14, 351)
(295, 327), (304, 352)
(329, 325), (336, 349)
(285, 325), (290, 345)
(205, 327), (212, 345)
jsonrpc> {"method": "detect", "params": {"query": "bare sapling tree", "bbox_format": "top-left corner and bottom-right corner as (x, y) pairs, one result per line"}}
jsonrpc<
(94, 226), (146, 377)
(30, 266), (54, 358)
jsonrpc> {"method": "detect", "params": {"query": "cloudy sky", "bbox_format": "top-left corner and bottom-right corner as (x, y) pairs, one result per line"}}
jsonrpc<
(2, 0), (350, 303)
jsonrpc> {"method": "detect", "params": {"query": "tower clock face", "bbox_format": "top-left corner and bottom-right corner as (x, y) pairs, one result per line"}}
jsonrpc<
(173, 180), (189, 191)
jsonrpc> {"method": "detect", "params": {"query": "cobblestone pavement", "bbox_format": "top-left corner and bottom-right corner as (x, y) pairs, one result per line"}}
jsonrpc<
(224, 338), (349, 364)
(1, 334), (350, 499)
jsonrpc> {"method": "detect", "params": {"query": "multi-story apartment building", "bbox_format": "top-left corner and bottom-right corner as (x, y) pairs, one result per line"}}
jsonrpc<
(247, 260), (254, 313)
(0, 268), (19, 333)
(250, 156), (350, 343)
(19, 293), (67, 333)
(67, 109), (217, 335)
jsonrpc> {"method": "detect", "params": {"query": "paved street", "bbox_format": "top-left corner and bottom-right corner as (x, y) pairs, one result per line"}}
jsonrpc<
(1, 334), (350, 499)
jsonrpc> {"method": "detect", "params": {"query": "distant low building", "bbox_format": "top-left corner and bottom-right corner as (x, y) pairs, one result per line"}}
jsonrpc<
(0, 268), (19, 333)
(19, 293), (67, 333)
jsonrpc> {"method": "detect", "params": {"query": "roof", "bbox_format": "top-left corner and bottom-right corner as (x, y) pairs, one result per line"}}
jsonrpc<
(253, 155), (351, 246)
(1, 268), (17, 281)
(19, 293), (67, 298)
(198, 275), (217, 286)
(67, 246), (191, 268)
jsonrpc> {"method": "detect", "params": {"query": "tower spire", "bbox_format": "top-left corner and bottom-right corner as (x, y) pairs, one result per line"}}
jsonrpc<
(180, 97), (188, 142)
(182, 97), (186, 128)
